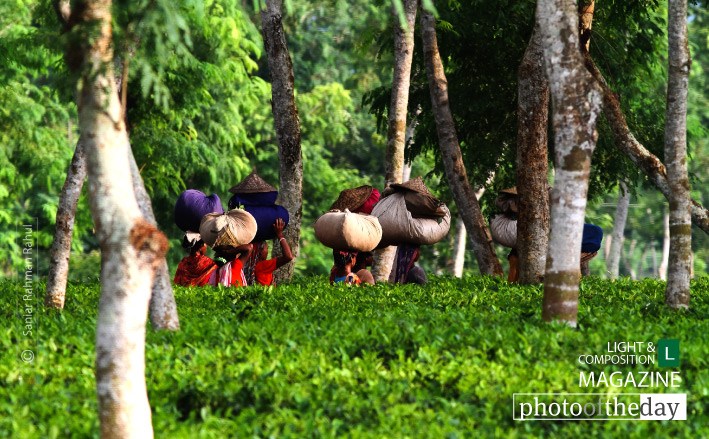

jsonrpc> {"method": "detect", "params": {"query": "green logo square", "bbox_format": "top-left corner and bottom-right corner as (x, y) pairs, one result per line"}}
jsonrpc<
(658, 339), (680, 367)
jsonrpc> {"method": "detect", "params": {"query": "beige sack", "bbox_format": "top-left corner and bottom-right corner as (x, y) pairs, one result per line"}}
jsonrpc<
(314, 210), (382, 252)
(372, 193), (451, 247)
(490, 214), (517, 248)
(199, 209), (257, 248)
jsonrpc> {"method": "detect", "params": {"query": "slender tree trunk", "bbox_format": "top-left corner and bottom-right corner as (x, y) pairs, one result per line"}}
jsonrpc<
(261, 0), (303, 283)
(451, 216), (467, 277)
(606, 181), (629, 278)
(659, 208), (670, 280)
(45, 140), (87, 308)
(627, 238), (638, 280)
(637, 244), (649, 279)
(516, 28), (550, 284)
(537, 0), (602, 327)
(420, 7), (503, 276)
(128, 151), (179, 330)
(372, 0), (419, 282)
(652, 242), (658, 276)
(583, 55), (709, 236)
(67, 1), (164, 437)
(664, 0), (692, 309)
(604, 235), (611, 260)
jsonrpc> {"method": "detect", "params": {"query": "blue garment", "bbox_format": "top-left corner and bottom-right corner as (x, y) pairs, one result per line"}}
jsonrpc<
(582, 224), (603, 253)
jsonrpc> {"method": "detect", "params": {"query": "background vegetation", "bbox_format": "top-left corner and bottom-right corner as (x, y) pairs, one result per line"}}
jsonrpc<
(0, 0), (707, 280)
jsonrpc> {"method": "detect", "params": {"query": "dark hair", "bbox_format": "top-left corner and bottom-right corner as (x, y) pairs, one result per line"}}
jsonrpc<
(181, 236), (204, 253)
(333, 250), (357, 267)
(354, 251), (373, 268)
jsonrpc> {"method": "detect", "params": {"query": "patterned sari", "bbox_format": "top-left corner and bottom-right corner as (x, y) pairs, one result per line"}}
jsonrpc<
(174, 254), (217, 286)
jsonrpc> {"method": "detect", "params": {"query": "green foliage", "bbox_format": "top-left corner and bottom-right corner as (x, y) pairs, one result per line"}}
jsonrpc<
(2, 277), (709, 437)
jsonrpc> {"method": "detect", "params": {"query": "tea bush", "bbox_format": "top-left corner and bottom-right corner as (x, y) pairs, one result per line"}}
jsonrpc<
(1, 276), (708, 438)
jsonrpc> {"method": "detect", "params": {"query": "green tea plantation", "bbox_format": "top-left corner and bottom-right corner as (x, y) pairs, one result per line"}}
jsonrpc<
(2, 276), (708, 438)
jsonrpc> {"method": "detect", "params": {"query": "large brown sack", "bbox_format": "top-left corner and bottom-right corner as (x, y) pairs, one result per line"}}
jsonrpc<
(199, 209), (257, 248)
(314, 210), (382, 252)
(372, 192), (451, 247)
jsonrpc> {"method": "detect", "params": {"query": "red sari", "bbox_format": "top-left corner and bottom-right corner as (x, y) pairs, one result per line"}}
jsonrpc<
(174, 254), (217, 286)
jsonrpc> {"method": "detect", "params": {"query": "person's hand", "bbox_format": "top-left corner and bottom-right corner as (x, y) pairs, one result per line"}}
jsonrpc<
(273, 218), (286, 238)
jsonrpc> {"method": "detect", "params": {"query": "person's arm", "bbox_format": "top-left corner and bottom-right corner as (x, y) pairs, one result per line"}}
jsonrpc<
(235, 244), (253, 265)
(273, 218), (293, 268)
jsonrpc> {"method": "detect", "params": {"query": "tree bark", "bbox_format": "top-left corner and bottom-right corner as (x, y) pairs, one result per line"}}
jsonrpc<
(128, 151), (179, 331)
(261, 0), (303, 284)
(420, 7), (503, 277)
(606, 181), (629, 278)
(372, 0), (419, 283)
(659, 208), (670, 280)
(67, 0), (163, 437)
(45, 139), (87, 308)
(664, 0), (692, 309)
(516, 28), (550, 284)
(537, 0), (603, 327)
(583, 55), (709, 236)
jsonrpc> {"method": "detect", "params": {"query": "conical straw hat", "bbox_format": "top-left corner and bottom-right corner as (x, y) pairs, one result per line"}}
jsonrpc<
(330, 185), (375, 212)
(390, 176), (433, 196)
(228, 172), (277, 194)
(499, 187), (517, 195)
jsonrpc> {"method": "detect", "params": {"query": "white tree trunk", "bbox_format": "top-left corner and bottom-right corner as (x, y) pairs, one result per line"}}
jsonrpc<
(372, 0), (419, 282)
(451, 216), (466, 277)
(626, 238), (638, 280)
(45, 139), (87, 308)
(261, 0), (304, 284)
(537, 0), (602, 327)
(659, 208), (670, 280)
(606, 181), (629, 278)
(664, 0), (692, 309)
(68, 1), (165, 436)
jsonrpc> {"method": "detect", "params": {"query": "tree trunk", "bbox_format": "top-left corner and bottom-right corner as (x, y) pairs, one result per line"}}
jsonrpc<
(451, 216), (466, 277)
(420, 7), (503, 277)
(606, 181), (629, 278)
(45, 139), (87, 308)
(637, 244), (649, 279)
(261, 0), (303, 284)
(537, 0), (603, 327)
(372, 0), (419, 283)
(659, 208), (670, 280)
(664, 0), (692, 309)
(128, 151), (179, 331)
(583, 55), (709, 236)
(67, 1), (164, 437)
(516, 28), (550, 284)
(625, 238), (638, 279)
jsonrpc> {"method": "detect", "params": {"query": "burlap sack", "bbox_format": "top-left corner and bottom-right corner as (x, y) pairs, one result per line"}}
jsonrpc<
(314, 210), (382, 252)
(372, 193), (451, 246)
(199, 209), (257, 248)
(490, 214), (517, 248)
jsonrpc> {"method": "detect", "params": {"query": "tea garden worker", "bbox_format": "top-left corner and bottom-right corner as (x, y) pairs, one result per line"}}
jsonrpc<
(489, 187), (520, 282)
(173, 232), (218, 287)
(253, 218), (293, 286)
(353, 251), (375, 285)
(211, 227), (253, 287)
(392, 244), (427, 285)
(329, 250), (362, 285)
